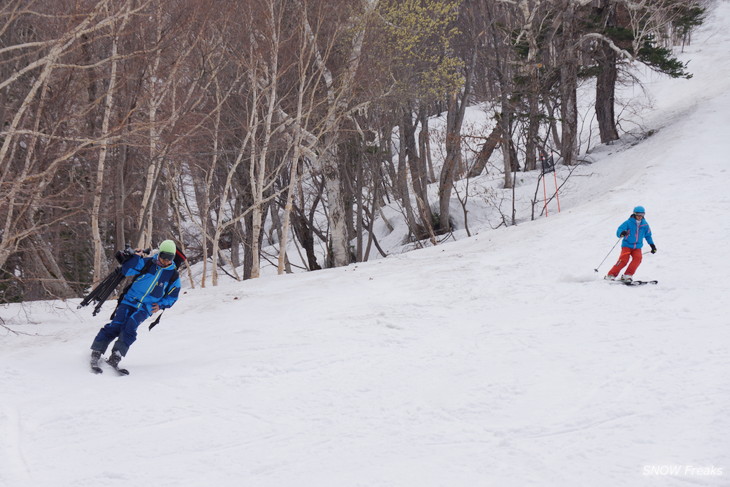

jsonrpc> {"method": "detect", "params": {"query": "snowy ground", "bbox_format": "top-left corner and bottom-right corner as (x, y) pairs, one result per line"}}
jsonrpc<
(2, 3), (730, 487)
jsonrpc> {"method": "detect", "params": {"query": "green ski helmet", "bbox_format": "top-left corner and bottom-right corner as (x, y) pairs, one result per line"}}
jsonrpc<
(158, 240), (176, 261)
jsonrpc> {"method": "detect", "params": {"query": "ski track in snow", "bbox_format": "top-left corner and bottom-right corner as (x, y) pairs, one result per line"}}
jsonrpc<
(0, 403), (31, 486)
(3, 4), (730, 487)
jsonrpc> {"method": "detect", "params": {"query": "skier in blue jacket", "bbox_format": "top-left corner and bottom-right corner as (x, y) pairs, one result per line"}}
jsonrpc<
(90, 240), (181, 370)
(606, 206), (657, 281)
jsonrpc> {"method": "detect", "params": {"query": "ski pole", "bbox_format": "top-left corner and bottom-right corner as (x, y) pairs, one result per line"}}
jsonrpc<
(594, 237), (622, 272)
(553, 170), (561, 213)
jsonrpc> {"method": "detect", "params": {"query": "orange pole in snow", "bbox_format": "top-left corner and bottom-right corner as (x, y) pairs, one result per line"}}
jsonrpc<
(553, 170), (561, 213)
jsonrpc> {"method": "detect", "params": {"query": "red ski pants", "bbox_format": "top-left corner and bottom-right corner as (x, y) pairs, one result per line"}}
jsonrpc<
(608, 247), (643, 277)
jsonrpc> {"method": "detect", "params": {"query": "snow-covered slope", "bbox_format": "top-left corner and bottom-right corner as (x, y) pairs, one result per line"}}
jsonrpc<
(2, 3), (730, 486)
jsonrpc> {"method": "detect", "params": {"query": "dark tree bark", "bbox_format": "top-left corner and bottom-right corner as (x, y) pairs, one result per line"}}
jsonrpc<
(468, 125), (501, 178)
(438, 92), (464, 231)
(292, 203), (321, 271)
(595, 2), (620, 143)
(524, 72), (541, 171)
(596, 44), (619, 143)
(559, 2), (579, 166)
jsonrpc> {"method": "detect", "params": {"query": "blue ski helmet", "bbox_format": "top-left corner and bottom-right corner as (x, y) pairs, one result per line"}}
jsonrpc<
(633, 206), (645, 214)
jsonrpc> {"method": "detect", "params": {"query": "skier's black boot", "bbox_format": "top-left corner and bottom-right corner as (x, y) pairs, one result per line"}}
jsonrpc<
(90, 350), (102, 366)
(108, 350), (123, 368)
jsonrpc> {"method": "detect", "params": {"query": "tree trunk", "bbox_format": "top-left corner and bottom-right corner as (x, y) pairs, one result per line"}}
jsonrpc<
(499, 112), (514, 189)
(91, 11), (127, 282)
(403, 107), (434, 239)
(560, 2), (579, 166)
(231, 196), (243, 269)
(115, 120), (129, 249)
(242, 210), (254, 280)
(277, 30), (311, 274)
(250, 2), (280, 278)
(301, 0), (377, 268)
(354, 143), (364, 262)
(396, 117), (418, 238)
(438, 92), (463, 231)
(135, 3), (165, 249)
(33, 235), (76, 298)
(596, 45), (619, 143)
(468, 125), (500, 178)
(322, 142), (350, 267)
(278, 140), (304, 274)
(290, 208), (316, 271)
(438, 47), (475, 230)
(525, 78), (540, 171)
(209, 84), (224, 286)
(421, 114), (436, 183)
(596, 3), (620, 143)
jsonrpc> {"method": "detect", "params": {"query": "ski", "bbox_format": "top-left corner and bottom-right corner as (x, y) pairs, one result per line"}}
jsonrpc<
(105, 359), (130, 376)
(607, 279), (658, 286)
(90, 365), (103, 374)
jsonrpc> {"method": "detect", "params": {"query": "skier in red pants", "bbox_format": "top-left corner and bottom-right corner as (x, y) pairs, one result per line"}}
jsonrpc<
(606, 206), (657, 282)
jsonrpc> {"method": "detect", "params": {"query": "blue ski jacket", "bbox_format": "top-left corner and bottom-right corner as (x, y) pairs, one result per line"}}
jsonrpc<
(119, 255), (181, 315)
(617, 216), (654, 249)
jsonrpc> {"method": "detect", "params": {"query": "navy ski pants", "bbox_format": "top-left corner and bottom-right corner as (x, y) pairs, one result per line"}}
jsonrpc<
(91, 304), (149, 356)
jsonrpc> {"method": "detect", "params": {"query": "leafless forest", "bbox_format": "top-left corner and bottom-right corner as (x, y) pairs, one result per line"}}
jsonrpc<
(0, 0), (705, 302)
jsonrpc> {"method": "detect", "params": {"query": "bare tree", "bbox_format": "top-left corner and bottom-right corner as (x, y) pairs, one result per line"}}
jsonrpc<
(90, 1), (133, 283)
(0, 0), (151, 295)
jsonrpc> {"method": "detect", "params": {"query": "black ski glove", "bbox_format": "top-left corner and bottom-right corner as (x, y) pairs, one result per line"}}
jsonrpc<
(650, 244), (657, 254)
(620, 231), (628, 237)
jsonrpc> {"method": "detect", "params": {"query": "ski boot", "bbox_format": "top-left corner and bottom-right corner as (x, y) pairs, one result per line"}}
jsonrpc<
(90, 350), (103, 374)
(106, 350), (129, 375)
(108, 350), (122, 368)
